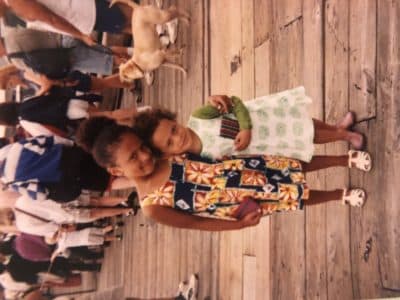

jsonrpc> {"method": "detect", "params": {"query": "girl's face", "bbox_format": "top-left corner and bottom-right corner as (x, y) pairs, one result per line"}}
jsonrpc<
(151, 119), (193, 155)
(108, 133), (156, 179)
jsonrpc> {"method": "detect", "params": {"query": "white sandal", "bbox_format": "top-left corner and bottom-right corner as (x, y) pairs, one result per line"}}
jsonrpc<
(348, 150), (372, 172)
(342, 188), (366, 207)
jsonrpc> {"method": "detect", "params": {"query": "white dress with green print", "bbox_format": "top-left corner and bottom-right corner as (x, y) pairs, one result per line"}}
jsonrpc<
(187, 86), (315, 162)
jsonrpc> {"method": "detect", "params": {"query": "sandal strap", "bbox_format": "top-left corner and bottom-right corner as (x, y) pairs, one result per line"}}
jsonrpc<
(348, 150), (357, 168)
(348, 150), (371, 171)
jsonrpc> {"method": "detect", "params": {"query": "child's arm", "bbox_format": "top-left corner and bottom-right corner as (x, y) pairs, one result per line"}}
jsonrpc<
(192, 95), (252, 128)
(230, 96), (252, 130)
(230, 96), (252, 150)
(191, 103), (221, 119)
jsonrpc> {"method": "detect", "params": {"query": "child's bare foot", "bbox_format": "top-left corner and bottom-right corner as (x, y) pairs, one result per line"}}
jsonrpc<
(347, 131), (364, 149)
(337, 111), (355, 129)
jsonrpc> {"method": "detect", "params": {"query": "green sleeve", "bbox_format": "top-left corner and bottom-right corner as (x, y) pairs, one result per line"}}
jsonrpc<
(191, 105), (221, 119)
(231, 96), (252, 130)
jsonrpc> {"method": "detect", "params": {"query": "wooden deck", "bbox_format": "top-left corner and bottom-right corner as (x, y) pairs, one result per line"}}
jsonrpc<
(78, 0), (400, 299)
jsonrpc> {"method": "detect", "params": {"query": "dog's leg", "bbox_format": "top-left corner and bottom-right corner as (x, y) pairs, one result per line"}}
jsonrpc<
(141, 5), (190, 25)
(166, 6), (190, 25)
(164, 46), (185, 60)
(161, 61), (187, 77)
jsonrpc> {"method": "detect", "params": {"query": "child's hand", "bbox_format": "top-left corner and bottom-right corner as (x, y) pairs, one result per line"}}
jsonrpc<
(208, 95), (232, 113)
(240, 209), (262, 228)
(234, 129), (252, 151)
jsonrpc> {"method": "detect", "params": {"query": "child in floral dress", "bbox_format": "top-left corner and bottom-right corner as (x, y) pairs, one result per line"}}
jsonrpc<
(76, 118), (370, 231)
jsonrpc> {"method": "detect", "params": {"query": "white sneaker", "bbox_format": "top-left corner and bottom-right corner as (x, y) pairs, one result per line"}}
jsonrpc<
(159, 35), (170, 47)
(156, 24), (166, 36)
(155, 0), (163, 8)
(166, 18), (179, 44)
(144, 71), (155, 86)
(176, 274), (198, 300)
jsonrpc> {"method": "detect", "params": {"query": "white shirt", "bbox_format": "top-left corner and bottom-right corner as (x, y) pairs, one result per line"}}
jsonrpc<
(14, 196), (93, 237)
(14, 196), (67, 237)
(12, 0), (97, 35)
(0, 272), (31, 297)
(20, 119), (58, 138)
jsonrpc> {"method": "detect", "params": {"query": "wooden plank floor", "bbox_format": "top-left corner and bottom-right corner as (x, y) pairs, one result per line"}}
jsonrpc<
(77, 0), (400, 299)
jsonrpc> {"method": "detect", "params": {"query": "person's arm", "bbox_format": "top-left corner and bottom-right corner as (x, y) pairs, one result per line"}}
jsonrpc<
(193, 95), (252, 130)
(88, 108), (138, 125)
(142, 205), (262, 231)
(21, 289), (48, 300)
(230, 96), (252, 130)
(7, 0), (95, 46)
(191, 104), (221, 119)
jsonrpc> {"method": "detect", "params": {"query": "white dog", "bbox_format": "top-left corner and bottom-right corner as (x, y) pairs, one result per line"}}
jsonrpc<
(110, 0), (190, 83)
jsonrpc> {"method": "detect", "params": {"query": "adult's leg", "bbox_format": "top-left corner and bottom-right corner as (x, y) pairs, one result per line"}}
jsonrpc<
(89, 196), (127, 207)
(111, 46), (132, 58)
(115, 3), (133, 33)
(68, 262), (102, 272)
(89, 207), (132, 219)
(90, 74), (132, 91)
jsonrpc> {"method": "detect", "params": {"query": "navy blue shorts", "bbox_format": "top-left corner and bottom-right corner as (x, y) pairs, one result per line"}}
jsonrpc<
(94, 0), (127, 33)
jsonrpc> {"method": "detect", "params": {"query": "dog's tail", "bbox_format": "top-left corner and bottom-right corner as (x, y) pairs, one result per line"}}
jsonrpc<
(109, 0), (139, 9)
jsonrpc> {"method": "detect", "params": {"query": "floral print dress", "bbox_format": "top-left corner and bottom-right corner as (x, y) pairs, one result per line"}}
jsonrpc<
(141, 153), (310, 220)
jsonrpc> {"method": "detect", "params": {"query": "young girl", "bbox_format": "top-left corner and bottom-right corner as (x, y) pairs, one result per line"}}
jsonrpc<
(134, 86), (365, 163)
(76, 117), (369, 231)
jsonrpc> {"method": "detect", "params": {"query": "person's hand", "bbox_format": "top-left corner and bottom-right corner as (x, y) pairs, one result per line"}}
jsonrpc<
(208, 95), (232, 114)
(36, 79), (78, 96)
(35, 77), (53, 96)
(80, 34), (97, 47)
(234, 129), (252, 151)
(240, 210), (262, 228)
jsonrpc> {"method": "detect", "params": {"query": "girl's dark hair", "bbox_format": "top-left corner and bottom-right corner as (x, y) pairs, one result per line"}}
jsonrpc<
(0, 239), (14, 256)
(76, 117), (136, 168)
(133, 108), (176, 156)
(0, 263), (5, 274)
(0, 102), (19, 126)
(0, 137), (10, 148)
